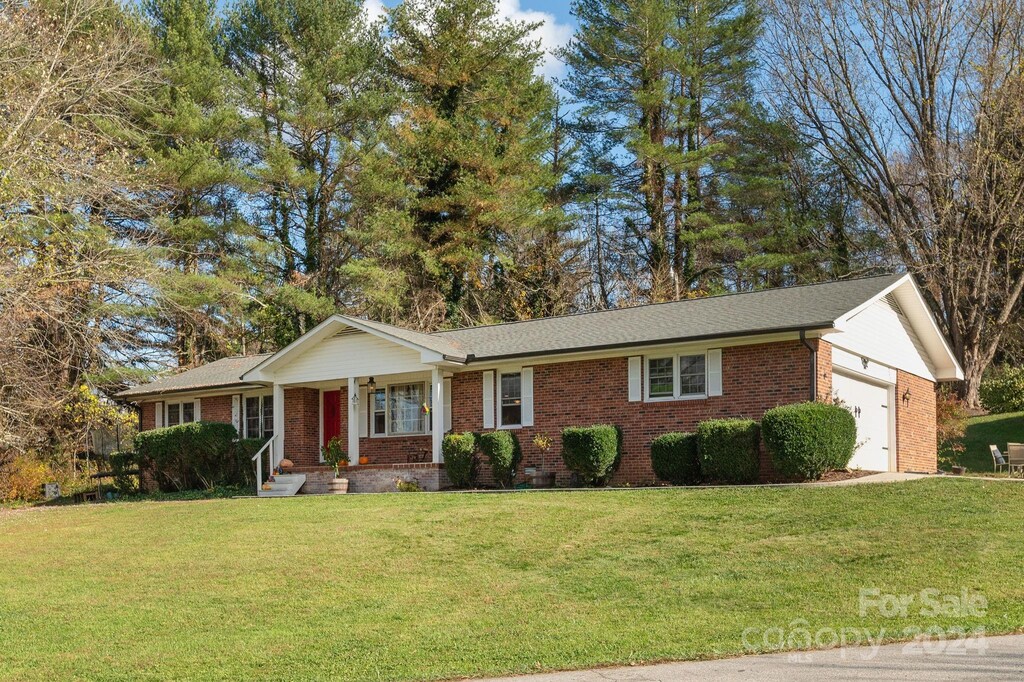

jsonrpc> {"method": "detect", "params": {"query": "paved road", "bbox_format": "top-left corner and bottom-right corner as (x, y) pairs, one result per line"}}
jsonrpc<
(478, 634), (1024, 681)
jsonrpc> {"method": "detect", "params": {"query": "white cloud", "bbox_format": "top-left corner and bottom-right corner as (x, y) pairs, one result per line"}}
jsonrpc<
(496, 0), (573, 78)
(363, 0), (387, 23)
(364, 0), (572, 79)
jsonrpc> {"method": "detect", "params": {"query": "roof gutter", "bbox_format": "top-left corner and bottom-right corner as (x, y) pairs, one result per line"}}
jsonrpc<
(116, 381), (265, 401)
(799, 329), (818, 402)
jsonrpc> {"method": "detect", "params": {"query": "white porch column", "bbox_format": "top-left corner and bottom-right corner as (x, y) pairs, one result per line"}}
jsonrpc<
(431, 367), (444, 463)
(347, 378), (360, 466)
(272, 383), (285, 466)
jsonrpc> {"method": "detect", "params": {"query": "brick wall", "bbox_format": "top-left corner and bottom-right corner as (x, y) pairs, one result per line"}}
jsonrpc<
(816, 340), (833, 401)
(451, 339), (822, 485)
(896, 370), (937, 472)
(140, 401), (156, 431)
(284, 388), (320, 467)
(200, 395), (233, 426)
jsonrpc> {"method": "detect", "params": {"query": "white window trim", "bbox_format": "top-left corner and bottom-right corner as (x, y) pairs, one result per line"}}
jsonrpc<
(370, 381), (431, 438)
(164, 399), (198, 426)
(644, 353), (708, 402)
(497, 369), (524, 429)
(241, 391), (274, 440)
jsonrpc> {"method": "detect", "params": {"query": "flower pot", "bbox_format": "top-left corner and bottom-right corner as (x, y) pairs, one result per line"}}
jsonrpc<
(328, 478), (349, 494)
(358, 456), (369, 466)
(531, 471), (556, 488)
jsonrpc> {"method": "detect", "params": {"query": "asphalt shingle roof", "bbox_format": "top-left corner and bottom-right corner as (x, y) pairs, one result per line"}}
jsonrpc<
(117, 275), (903, 399)
(116, 354), (271, 398)
(432, 274), (904, 360)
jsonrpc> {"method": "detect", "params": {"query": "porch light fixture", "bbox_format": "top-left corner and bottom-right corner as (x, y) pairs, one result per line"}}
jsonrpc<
(366, 377), (376, 392)
(902, 388), (912, 405)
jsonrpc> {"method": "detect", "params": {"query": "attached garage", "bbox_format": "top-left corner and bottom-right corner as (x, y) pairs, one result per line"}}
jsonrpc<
(831, 370), (894, 472)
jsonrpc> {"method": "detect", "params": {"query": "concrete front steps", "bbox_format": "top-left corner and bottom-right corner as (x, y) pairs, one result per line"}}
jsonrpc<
(258, 473), (306, 497)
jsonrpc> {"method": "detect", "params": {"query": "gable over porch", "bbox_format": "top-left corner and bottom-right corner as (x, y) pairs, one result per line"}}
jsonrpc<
(241, 316), (465, 472)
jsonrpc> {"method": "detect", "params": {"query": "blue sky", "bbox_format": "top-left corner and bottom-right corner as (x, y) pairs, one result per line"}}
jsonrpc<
(366, 0), (578, 77)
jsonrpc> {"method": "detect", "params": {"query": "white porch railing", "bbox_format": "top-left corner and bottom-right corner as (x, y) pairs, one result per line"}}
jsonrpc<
(252, 435), (278, 495)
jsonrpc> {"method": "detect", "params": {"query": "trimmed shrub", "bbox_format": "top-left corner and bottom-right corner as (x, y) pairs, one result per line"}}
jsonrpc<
(696, 418), (760, 484)
(650, 432), (700, 485)
(443, 432), (479, 488)
(478, 430), (521, 488)
(134, 421), (243, 491)
(561, 425), (619, 486)
(761, 402), (856, 480)
(980, 365), (1024, 413)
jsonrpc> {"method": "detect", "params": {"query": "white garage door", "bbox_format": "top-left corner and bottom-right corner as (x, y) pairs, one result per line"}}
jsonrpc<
(832, 372), (892, 472)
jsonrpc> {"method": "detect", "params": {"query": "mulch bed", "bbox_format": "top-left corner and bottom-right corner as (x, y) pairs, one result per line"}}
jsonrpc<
(814, 469), (879, 483)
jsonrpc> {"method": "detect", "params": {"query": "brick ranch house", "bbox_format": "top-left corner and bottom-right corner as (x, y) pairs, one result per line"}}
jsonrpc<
(118, 274), (962, 493)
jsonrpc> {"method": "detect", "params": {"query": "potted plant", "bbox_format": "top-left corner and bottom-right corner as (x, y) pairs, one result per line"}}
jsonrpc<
(321, 437), (349, 493)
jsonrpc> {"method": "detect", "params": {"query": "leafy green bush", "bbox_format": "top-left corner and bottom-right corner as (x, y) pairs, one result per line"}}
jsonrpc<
(650, 432), (700, 485)
(320, 436), (347, 475)
(134, 422), (246, 492)
(980, 366), (1024, 413)
(478, 430), (522, 488)
(696, 418), (760, 484)
(108, 451), (138, 495)
(442, 432), (479, 488)
(761, 402), (856, 480)
(561, 425), (620, 486)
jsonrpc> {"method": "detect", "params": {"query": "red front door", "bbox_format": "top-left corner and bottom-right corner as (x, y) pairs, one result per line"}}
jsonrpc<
(323, 390), (341, 447)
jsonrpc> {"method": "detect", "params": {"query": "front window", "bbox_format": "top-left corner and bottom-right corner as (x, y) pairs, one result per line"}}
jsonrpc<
(372, 388), (386, 435)
(166, 401), (197, 427)
(389, 383), (425, 434)
(244, 394), (273, 439)
(500, 372), (522, 426)
(647, 354), (707, 399)
(678, 354), (706, 396)
(647, 358), (674, 398)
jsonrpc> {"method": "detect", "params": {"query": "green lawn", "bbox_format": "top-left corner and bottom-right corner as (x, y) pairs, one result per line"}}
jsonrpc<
(2, 480), (1023, 681)
(962, 411), (1024, 472)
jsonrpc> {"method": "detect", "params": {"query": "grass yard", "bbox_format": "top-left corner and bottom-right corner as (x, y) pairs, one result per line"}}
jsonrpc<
(2, 480), (1023, 681)
(962, 411), (1024, 473)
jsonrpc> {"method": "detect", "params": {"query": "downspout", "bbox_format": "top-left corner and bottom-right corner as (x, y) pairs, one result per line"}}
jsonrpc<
(800, 330), (817, 402)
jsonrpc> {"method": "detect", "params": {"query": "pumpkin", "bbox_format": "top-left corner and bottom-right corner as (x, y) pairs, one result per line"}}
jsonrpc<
(359, 456), (369, 465)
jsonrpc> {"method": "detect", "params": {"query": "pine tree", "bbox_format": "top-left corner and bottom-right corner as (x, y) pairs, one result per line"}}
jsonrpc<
(224, 0), (393, 345)
(143, 0), (253, 365)
(561, 0), (865, 300)
(347, 0), (573, 329)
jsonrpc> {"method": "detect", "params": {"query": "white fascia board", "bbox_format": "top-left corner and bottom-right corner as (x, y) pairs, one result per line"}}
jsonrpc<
(833, 275), (963, 381)
(241, 315), (467, 383)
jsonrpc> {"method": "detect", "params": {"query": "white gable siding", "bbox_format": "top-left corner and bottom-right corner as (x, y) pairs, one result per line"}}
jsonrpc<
(270, 331), (431, 383)
(831, 298), (936, 381)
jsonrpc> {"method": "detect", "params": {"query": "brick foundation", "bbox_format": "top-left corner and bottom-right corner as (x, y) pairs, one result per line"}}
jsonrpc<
(294, 464), (449, 493)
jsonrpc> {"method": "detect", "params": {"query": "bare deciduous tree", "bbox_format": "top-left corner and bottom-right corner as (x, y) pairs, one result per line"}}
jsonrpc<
(764, 0), (1024, 405)
(0, 0), (156, 458)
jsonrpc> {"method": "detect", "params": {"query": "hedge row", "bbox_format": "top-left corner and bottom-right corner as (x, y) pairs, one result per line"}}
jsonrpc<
(133, 421), (258, 492)
(649, 402), (856, 485)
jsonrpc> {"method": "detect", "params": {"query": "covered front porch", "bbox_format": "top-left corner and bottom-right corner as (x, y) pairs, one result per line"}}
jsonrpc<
(238, 315), (466, 494)
(278, 366), (451, 460)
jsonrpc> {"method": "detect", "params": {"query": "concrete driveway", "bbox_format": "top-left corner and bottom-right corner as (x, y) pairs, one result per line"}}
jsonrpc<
(478, 633), (1024, 681)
